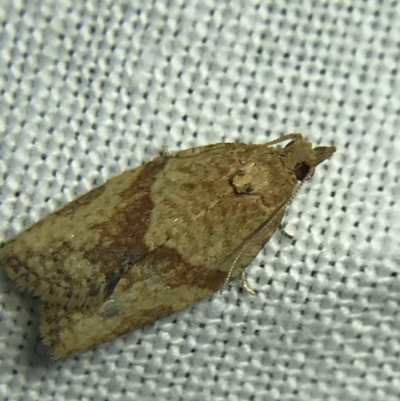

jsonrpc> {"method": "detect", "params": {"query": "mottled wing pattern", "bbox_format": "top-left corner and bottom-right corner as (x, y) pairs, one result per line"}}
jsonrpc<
(37, 143), (294, 358)
(1, 136), (335, 358)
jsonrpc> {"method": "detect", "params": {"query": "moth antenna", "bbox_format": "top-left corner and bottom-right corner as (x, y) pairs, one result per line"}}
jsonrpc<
(220, 166), (315, 293)
(263, 133), (302, 147)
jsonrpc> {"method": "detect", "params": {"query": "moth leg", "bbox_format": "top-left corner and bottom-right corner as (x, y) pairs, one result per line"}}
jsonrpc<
(279, 225), (295, 240)
(241, 271), (257, 295)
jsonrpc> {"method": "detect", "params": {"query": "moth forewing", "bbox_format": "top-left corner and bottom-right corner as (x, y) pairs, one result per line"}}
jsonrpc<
(0, 134), (335, 358)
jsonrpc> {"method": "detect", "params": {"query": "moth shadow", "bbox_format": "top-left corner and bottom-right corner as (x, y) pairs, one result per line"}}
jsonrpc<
(0, 266), (52, 368)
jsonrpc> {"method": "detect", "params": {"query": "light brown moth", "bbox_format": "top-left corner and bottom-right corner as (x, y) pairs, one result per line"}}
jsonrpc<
(0, 133), (335, 359)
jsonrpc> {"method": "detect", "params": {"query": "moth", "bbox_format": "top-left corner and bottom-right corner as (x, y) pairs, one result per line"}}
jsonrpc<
(0, 133), (335, 358)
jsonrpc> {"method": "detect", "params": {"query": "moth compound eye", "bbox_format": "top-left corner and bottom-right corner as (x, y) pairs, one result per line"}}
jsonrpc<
(294, 162), (313, 181)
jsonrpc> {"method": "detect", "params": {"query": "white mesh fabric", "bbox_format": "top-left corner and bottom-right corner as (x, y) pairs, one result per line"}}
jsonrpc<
(1, 1), (400, 400)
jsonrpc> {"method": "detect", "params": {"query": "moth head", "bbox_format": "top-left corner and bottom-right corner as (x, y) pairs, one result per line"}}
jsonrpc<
(284, 138), (336, 182)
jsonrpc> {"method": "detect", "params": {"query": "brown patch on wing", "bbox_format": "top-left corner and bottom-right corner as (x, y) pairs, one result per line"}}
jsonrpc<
(155, 245), (227, 291)
(79, 156), (169, 302)
(116, 244), (227, 294)
(55, 185), (107, 218)
(3, 155), (168, 309)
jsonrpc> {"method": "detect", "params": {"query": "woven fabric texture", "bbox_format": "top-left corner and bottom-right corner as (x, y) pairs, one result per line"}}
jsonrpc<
(1, 1), (400, 400)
